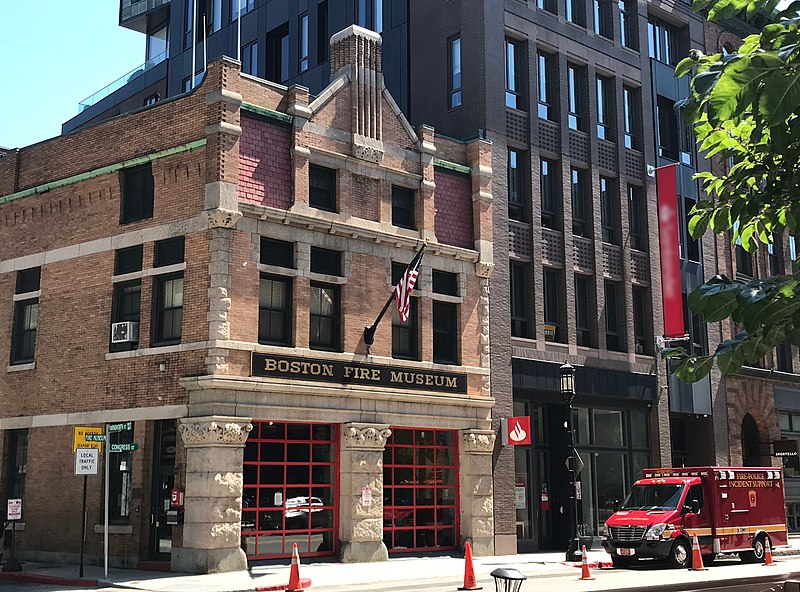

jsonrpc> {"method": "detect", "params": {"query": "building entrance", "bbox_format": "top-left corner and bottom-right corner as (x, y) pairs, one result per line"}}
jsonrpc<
(383, 428), (459, 553)
(149, 420), (176, 560)
(241, 422), (338, 559)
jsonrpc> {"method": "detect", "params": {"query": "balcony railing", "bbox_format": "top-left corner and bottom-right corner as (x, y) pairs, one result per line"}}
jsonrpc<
(78, 51), (167, 112)
(121, 0), (171, 23)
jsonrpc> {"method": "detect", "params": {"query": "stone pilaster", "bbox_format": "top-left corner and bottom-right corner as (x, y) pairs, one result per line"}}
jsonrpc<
(172, 416), (252, 574)
(339, 423), (391, 563)
(459, 429), (496, 556)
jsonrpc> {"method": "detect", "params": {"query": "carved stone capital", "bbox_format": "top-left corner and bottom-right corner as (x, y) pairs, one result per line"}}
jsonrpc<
(205, 208), (243, 229)
(178, 416), (253, 448)
(342, 423), (392, 451)
(462, 430), (496, 455)
(353, 135), (384, 163)
(476, 261), (494, 278)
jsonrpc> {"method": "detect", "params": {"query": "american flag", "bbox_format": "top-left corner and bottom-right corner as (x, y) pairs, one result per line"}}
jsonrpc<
(394, 245), (426, 323)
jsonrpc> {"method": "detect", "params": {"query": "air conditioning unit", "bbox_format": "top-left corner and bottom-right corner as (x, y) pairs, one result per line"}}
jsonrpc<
(111, 321), (139, 344)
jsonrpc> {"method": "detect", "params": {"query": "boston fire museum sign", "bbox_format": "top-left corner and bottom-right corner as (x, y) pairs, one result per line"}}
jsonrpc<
(251, 353), (467, 394)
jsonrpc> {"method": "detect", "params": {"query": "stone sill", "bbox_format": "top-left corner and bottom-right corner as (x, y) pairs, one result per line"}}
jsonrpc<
(7, 362), (35, 373)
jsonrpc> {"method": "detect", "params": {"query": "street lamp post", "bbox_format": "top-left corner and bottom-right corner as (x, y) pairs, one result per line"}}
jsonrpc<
(560, 361), (580, 561)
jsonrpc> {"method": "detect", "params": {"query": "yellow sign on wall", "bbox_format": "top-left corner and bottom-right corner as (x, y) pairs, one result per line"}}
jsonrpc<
(73, 426), (103, 453)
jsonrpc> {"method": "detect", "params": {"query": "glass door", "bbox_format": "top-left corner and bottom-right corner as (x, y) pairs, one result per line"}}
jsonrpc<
(149, 420), (176, 560)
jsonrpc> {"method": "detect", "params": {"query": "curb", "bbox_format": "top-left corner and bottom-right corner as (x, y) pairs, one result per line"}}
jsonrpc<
(0, 571), (99, 588)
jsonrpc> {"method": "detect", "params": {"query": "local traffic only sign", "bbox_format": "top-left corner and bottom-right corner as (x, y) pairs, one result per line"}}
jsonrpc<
(75, 448), (99, 475)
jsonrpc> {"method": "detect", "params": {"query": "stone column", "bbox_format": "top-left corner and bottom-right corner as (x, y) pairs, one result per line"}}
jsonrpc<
(173, 416), (252, 574)
(460, 429), (496, 556)
(339, 423), (391, 563)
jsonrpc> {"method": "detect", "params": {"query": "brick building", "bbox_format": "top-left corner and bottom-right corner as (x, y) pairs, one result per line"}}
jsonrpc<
(0, 27), (496, 573)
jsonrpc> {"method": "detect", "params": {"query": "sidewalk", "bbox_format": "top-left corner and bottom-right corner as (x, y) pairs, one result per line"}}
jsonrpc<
(2, 539), (800, 592)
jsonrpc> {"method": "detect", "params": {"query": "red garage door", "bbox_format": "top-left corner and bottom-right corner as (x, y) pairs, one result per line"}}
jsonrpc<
(383, 428), (459, 553)
(242, 422), (338, 559)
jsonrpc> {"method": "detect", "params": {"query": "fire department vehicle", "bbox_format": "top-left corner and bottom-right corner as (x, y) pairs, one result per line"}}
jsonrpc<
(602, 467), (788, 569)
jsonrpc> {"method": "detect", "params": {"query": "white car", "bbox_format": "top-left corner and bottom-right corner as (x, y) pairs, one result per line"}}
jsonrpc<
(284, 496), (324, 518)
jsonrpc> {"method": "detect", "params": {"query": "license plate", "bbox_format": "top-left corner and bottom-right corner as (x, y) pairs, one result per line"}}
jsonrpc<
(618, 548), (635, 556)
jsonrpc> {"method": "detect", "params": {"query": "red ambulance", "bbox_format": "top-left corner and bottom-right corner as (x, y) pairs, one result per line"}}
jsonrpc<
(602, 467), (788, 569)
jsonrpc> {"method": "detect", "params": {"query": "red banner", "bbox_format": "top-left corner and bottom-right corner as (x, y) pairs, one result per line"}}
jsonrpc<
(656, 164), (685, 338)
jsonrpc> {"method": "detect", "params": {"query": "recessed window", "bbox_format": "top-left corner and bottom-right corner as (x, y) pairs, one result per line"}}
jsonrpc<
(568, 64), (586, 131)
(433, 271), (459, 297)
(207, 0), (222, 33)
(596, 76), (614, 141)
(311, 247), (342, 276)
(310, 282), (340, 351)
(537, 52), (557, 121)
(242, 41), (258, 76)
(566, 0), (585, 26)
(231, 0), (255, 20)
(120, 163), (154, 224)
(575, 275), (593, 347)
(628, 185), (646, 251)
(648, 17), (682, 66)
(115, 245), (144, 275)
(266, 22), (290, 82)
(600, 176), (618, 245)
(261, 238), (294, 268)
(5, 429), (28, 500)
(392, 298), (419, 360)
(541, 158), (560, 230)
(684, 197), (701, 263)
(633, 287), (650, 355)
(619, 0), (637, 49)
(309, 165), (337, 211)
(110, 280), (142, 353)
(152, 273), (184, 346)
(299, 13), (309, 72)
(623, 86), (641, 150)
(594, 0), (613, 38)
(657, 95), (679, 161)
(433, 301), (458, 365)
(154, 237), (185, 267)
(605, 282), (623, 352)
(505, 38), (525, 110)
(11, 268), (40, 365)
(510, 262), (530, 338)
(508, 149), (527, 222)
(449, 36), (462, 109)
(392, 186), (416, 229)
(259, 275), (292, 346)
(537, 0), (557, 14)
(571, 168), (589, 237)
(543, 267), (561, 341)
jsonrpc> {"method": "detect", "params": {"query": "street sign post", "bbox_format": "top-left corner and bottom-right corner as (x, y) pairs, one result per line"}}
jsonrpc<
(75, 448), (99, 476)
(73, 426), (103, 452)
(107, 421), (133, 433)
(110, 442), (139, 453)
(6, 499), (22, 571)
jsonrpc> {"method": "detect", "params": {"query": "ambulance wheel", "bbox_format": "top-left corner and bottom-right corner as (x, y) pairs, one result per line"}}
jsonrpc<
(668, 537), (691, 569)
(611, 555), (634, 569)
(741, 535), (766, 564)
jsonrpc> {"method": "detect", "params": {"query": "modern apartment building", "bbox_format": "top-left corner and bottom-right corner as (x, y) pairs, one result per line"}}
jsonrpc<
(1, 29), (496, 572)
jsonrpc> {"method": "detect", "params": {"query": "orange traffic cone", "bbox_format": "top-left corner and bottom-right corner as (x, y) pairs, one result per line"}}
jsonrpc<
(690, 534), (707, 571)
(580, 545), (595, 580)
(764, 537), (775, 566)
(286, 543), (305, 592)
(458, 541), (483, 590)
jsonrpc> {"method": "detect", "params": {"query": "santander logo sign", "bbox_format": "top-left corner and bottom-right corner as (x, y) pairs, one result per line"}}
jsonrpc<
(506, 416), (532, 446)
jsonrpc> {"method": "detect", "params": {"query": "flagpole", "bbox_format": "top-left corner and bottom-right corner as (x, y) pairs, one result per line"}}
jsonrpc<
(363, 243), (426, 347)
(191, 0), (197, 89)
(237, 0), (242, 62)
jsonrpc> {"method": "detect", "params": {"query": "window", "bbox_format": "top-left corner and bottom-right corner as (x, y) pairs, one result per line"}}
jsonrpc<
(571, 168), (589, 237)
(231, 0), (255, 20)
(575, 275), (593, 347)
(311, 247), (342, 276)
(657, 95), (679, 161)
(109, 428), (134, 524)
(769, 235), (785, 276)
(259, 275), (292, 345)
(605, 282), (622, 351)
(568, 64), (586, 131)
(632, 287), (650, 354)
(537, 52), (557, 121)
(537, 0), (557, 13)
(648, 17), (681, 65)
(5, 430), (28, 500)
(596, 76), (614, 141)
(318, 1), (329, 63)
(154, 236), (185, 267)
(310, 283), (340, 351)
(202, 0), (222, 34)
(778, 412), (800, 478)
(242, 41), (258, 76)
(679, 109), (694, 165)
(566, 0), (585, 25)
(146, 23), (169, 60)
(776, 343), (793, 373)
(684, 197), (701, 263)
(432, 270), (459, 296)
(623, 86), (641, 150)
(299, 13), (309, 72)
(540, 158), (560, 230)
(736, 244), (753, 277)
(116, 245), (143, 275)
(152, 274), (184, 346)
(112, 246), (142, 354)
(183, 76), (193, 93)
(449, 36), (462, 109)
(505, 38), (525, 110)
(433, 301), (458, 364)
(392, 186), (416, 229)
(619, 0), (637, 49)
(510, 263), (530, 338)
(683, 293), (707, 354)
(143, 93), (160, 106)
(508, 149), (526, 222)
(309, 165), (337, 211)
(544, 267), (560, 341)
(261, 237), (294, 268)
(120, 163), (154, 224)
(266, 23), (290, 82)
(357, 0), (367, 26)
(628, 185), (647, 251)
(356, 0), (383, 32)
(392, 299), (419, 360)
(600, 176), (618, 244)
(594, 0), (612, 38)
(11, 268), (40, 365)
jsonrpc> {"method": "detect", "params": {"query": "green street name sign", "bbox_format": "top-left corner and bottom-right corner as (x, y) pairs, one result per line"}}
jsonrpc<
(85, 434), (106, 442)
(110, 443), (139, 453)
(107, 422), (133, 433)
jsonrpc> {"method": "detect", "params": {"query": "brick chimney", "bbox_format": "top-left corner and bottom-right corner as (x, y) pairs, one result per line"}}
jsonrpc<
(330, 25), (384, 163)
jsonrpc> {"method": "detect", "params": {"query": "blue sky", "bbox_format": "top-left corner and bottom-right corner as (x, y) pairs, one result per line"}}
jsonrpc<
(0, 3), (144, 148)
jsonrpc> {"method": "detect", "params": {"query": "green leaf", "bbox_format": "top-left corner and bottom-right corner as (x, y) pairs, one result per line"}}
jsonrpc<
(688, 211), (711, 239)
(710, 206), (733, 232)
(701, 291), (740, 321)
(759, 69), (800, 126)
(672, 356), (714, 383)
(676, 56), (698, 79)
